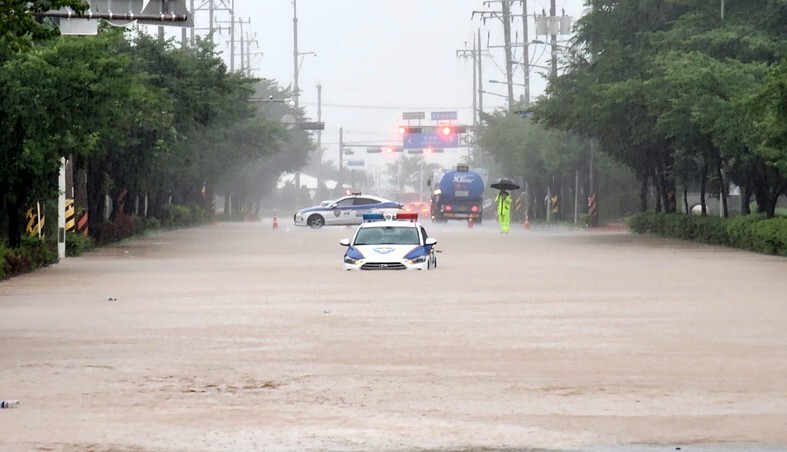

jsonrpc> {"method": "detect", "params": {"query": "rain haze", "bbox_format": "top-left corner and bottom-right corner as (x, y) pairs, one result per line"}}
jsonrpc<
(2, 1), (786, 451)
(202, 0), (588, 169)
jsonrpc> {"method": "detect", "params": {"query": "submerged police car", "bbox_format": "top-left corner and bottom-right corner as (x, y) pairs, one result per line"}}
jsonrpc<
(294, 194), (401, 229)
(339, 212), (438, 271)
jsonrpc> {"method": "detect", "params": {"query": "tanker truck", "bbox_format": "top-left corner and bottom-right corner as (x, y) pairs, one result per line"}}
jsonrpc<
(427, 165), (484, 224)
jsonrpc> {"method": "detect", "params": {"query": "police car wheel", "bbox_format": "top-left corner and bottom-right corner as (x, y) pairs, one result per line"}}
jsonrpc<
(307, 214), (325, 229)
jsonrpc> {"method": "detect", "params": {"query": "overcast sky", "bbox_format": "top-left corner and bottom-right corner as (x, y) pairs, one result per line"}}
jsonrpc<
(190, 0), (588, 170)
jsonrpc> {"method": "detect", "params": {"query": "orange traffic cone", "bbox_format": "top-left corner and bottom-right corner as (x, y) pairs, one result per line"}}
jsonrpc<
(468, 215), (474, 229)
(272, 212), (279, 230)
(524, 213), (530, 229)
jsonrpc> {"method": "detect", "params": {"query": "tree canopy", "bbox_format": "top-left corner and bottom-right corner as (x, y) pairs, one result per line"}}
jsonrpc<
(532, 0), (787, 217)
(1, 22), (314, 246)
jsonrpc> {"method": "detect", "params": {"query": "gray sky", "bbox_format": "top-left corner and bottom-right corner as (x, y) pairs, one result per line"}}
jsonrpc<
(198, 0), (588, 170)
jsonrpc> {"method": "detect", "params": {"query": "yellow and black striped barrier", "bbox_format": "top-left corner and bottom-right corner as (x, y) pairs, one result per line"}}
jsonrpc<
(65, 199), (76, 232)
(25, 203), (45, 237)
(65, 199), (89, 236)
(551, 194), (559, 216)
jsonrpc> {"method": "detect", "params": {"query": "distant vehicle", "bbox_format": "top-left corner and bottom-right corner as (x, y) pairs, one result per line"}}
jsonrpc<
(293, 194), (401, 229)
(402, 201), (430, 218)
(339, 212), (438, 271)
(428, 165), (484, 224)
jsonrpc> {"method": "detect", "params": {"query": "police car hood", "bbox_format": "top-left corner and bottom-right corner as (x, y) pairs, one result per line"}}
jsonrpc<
(354, 244), (418, 262)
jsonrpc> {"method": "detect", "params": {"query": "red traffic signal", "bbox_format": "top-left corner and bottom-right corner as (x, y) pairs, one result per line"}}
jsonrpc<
(398, 126), (423, 134)
(438, 125), (468, 135)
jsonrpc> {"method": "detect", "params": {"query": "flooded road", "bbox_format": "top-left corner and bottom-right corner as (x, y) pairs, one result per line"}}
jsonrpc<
(1, 220), (786, 451)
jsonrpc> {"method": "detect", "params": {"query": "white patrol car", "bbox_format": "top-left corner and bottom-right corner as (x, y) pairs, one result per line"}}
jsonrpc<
(339, 212), (438, 271)
(294, 194), (401, 229)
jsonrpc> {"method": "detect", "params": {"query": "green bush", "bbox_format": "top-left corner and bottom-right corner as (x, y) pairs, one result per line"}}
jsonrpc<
(145, 217), (161, 230)
(748, 218), (787, 256)
(628, 212), (787, 256)
(158, 204), (193, 228)
(66, 231), (94, 257)
(1, 236), (57, 279)
(191, 205), (208, 224)
(627, 212), (656, 233)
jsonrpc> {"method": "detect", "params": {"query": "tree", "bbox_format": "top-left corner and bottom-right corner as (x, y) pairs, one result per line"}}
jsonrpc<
(384, 154), (441, 193)
(533, 0), (787, 217)
(0, 0), (89, 246)
(0, 0), (88, 58)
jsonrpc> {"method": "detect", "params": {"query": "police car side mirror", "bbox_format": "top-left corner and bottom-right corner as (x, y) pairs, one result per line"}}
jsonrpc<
(339, 238), (350, 246)
(425, 238), (437, 246)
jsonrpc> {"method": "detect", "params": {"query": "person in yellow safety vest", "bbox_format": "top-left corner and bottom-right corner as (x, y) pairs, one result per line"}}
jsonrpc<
(495, 190), (512, 233)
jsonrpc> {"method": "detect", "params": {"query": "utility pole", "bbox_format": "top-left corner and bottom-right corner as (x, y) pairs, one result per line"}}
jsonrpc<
(239, 19), (245, 72)
(522, 0), (530, 106)
(550, 0), (557, 79)
(292, 0), (300, 109)
(455, 43), (477, 129)
(338, 127), (344, 194)
(189, 0), (195, 45)
(209, 0), (214, 45)
(190, 0), (232, 47)
(473, 3), (514, 112)
(478, 29), (485, 169)
(502, 0), (514, 112)
(477, 29), (484, 127)
(316, 83), (323, 191)
(229, 0), (235, 71)
(587, 0), (598, 228)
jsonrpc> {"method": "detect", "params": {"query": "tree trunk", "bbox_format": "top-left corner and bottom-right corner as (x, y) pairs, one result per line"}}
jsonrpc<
(639, 175), (649, 212)
(223, 193), (231, 217)
(683, 187), (688, 214)
(85, 158), (106, 228)
(700, 161), (708, 216)
(740, 179), (751, 215)
(5, 199), (22, 248)
(717, 166), (728, 218)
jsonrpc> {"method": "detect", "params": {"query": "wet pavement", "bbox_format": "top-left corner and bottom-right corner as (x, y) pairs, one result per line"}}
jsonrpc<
(1, 220), (786, 451)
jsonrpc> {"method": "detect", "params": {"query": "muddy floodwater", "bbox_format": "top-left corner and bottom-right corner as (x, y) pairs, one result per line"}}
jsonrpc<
(1, 220), (786, 451)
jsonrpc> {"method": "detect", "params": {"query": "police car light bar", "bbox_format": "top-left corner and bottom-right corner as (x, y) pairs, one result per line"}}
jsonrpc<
(396, 212), (418, 221)
(362, 213), (386, 221)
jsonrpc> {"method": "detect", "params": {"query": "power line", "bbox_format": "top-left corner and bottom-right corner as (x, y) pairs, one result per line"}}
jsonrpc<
(299, 101), (473, 111)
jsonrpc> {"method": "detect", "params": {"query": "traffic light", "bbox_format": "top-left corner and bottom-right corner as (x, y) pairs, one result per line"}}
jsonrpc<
(384, 146), (403, 154)
(367, 147), (382, 154)
(438, 125), (468, 135)
(424, 147), (444, 154)
(398, 126), (423, 134)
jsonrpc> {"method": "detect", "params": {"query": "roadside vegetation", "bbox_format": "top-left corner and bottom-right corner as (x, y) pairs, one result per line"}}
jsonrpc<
(475, 1), (785, 236)
(628, 213), (787, 256)
(1, 2), (318, 279)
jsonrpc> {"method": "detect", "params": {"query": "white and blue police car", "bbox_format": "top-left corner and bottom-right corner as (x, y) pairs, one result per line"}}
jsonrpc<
(339, 212), (438, 271)
(294, 194), (401, 229)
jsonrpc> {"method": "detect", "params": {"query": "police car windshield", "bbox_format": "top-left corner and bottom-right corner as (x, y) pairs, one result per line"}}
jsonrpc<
(356, 227), (419, 245)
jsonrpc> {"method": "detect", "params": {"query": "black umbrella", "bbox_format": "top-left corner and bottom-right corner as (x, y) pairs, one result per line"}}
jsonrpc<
(490, 177), (520, 191)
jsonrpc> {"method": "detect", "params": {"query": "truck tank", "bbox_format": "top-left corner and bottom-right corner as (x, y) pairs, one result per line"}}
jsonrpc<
(431, 167), (485, 223)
